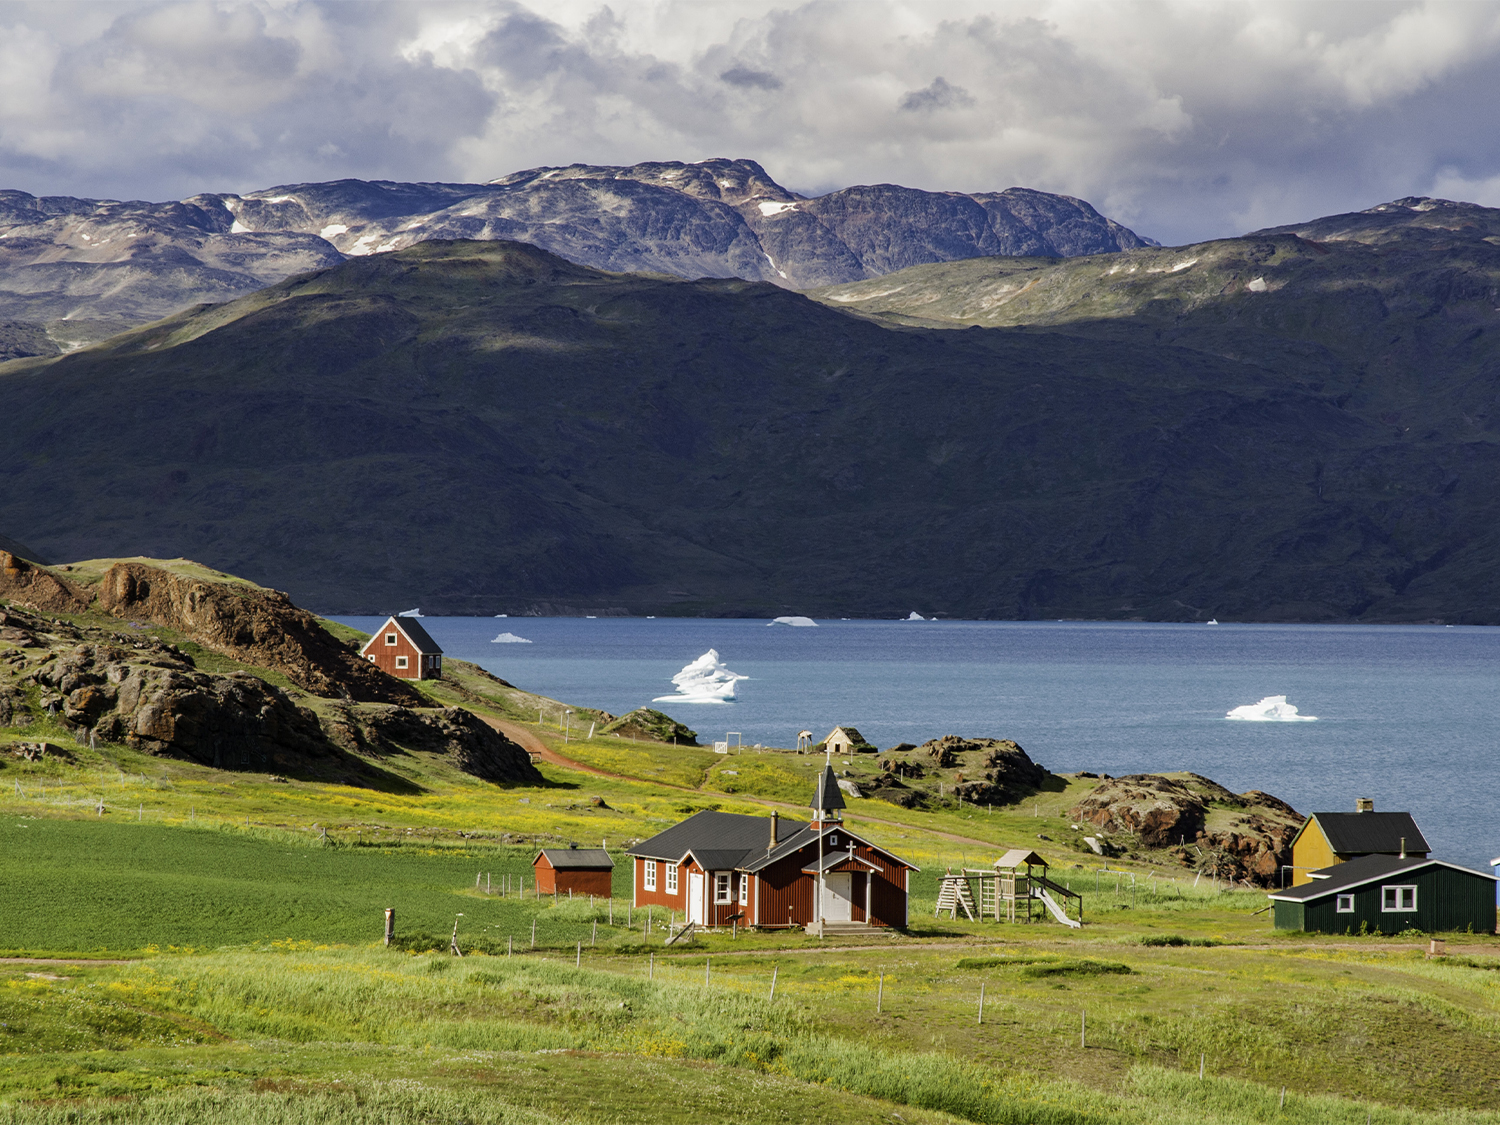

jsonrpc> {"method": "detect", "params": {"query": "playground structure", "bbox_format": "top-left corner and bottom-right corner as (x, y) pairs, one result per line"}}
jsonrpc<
(934, 849), (1083, 928)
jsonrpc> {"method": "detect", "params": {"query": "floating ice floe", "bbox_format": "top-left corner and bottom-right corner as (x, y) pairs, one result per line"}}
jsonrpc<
(768, 616), (817, 627)
(1225, 695), (1318, 722)
(494, 614), (508, 618)
(397, 608), (423, 617)
(491, 632), (533, 644)
(653, 649), (747, 704)
(905, 611), (927, 621)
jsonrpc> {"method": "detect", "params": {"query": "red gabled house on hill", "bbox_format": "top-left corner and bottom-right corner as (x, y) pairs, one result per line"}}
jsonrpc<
(626, 765), (916, 932)
(360, 616), (444, 680)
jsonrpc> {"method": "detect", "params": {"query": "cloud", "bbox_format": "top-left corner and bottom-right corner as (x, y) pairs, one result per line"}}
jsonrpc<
(898, 77), (975, 112)
(720, 66), (782, 90)
(2, 1), (1500, 246)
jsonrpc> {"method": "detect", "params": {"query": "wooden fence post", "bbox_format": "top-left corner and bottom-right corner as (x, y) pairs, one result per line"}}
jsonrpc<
(1081, 1009), (1086, 1048)
(877, 973), (884, 1014)
(649, 953), (654, 980)
(384, 908), (395, 946)
(705, 957), (710, 985)
(769, 964), (778, 1001)
(576, 941), (581, 968)
(978, 983), (985, 1025)
(531, 918), (536, 948)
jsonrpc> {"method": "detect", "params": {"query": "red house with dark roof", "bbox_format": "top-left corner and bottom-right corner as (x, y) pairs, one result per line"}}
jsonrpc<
(360, 616), (444, 680)
(626, 765), (916, 933)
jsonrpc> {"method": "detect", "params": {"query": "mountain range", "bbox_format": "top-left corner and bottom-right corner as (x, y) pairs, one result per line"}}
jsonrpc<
(3, 192), (1498, 623)
(0, 159), (1149, 356)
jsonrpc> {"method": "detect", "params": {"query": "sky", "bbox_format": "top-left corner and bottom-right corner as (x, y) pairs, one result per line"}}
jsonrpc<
(2, 0), (1499, 246)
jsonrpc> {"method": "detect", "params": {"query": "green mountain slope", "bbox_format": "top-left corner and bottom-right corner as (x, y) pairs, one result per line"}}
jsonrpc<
(2, 233), (1498, 622)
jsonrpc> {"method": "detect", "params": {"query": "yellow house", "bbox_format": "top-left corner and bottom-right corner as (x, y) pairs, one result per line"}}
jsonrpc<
(1289, 799), (1429, 886)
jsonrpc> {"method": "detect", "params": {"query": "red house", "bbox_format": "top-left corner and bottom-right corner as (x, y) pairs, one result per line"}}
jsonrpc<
(360, 616), (443, 680)
(626, 765), (916, 933)
(533, 847), (615, 897)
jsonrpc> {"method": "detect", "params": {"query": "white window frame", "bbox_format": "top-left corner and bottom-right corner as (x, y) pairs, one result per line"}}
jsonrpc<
(643, 861), (657, 891)
(738, 874), (749, 906)
(715, 873), (732, 904)
(385, 633), (398, 646)
(666, 864), (678, 894)
(1336, 894), (1354, 913)
(1381, 885), (1417, 913)
(395, 655), (408, 670)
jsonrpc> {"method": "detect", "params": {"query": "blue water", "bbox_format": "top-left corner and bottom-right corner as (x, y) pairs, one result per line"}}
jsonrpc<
(335, 617), (1500, 875)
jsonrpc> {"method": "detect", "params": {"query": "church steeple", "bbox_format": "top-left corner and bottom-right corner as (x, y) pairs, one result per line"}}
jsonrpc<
(811, 763), (845, 826)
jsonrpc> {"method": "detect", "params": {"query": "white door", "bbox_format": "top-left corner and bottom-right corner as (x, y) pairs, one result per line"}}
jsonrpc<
(688, 873), (706, 924)
(821, 873), (854, 921)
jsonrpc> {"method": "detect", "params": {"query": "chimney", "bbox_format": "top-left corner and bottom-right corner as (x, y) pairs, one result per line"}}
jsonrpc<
(768, 810), (779, 851)
(1356, 798), (1374, 813)
(1400, 837), (1407, 859)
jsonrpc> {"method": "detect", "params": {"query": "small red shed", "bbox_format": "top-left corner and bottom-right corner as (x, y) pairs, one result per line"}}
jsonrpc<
(534, 846), (615, 897)
(360, 616), (444, 680)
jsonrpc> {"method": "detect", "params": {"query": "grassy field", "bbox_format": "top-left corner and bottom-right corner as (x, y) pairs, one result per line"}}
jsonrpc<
(4, 627), (1500, 1123)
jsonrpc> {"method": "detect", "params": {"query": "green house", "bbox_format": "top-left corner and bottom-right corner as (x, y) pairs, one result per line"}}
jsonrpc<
(1267, 853), (1497, 935)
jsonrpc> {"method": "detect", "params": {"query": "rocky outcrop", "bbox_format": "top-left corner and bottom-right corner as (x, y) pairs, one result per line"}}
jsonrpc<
(923, 736), (1049, 803)
(866, 734), (1051, 809)
(0, 552), (90, 614)
(94, 563), (420, 705)
(1069, 773), (1304, 886)
(30, 641), (341, 773)
(323, 704), (543, 785)
(600, 707), (699, 746)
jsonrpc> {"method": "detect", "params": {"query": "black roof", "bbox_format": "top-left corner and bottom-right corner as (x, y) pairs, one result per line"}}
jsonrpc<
(1268, 853), (1495, 902)
(1301, 812), (1429, 856)
(366, 615), (443, 655)
(811, 764), (846, 813)
(627, 809), (916, 873)
(626, 810), (799, 863)
(535, 848), (613, 869)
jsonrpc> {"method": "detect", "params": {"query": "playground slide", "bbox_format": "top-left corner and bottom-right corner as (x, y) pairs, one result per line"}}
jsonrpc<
(1035, 888), (1082, 928)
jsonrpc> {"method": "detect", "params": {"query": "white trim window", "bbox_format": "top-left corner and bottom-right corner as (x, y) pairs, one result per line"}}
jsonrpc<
(666, 864), (679, 894)
(1381, 885), (1417, 912)
(1336, 894), (1355, 913)
(395, 656), (409, 669)
(715, 873), (732, 904)
(385, 632), (398, 646)
(738, 874), (749, 906)
(643, 860), (657, 891)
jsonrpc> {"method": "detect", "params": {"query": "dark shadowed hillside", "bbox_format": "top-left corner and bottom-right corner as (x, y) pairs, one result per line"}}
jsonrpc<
(3, 223), (1499, 622)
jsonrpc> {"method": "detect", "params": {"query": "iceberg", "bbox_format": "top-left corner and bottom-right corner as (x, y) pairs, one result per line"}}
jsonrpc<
(397, 608), (423, 617)
(768, 616), (817, 627)
(491, 632), (533, 644)
(652, 649), (747, 704)
(1226, 695), (1318, 722)
(905, 611), (926, 621)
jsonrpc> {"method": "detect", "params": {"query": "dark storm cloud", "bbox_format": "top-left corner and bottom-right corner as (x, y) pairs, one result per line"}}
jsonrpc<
(898, 77), (975, 112)
(2, 1), (1500, 245)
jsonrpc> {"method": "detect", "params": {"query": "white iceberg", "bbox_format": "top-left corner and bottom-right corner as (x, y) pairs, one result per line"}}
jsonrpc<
(1225, 695), (1318, 722)
(905, 611), (926, 621)
(653, 649), (747, 704)
(397, 608), (423, 617)
(491, 632), (533, 644)
(768, 616), (817, 627)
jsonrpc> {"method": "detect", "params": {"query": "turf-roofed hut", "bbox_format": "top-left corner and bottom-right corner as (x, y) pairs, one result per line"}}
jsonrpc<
(533, 846), (615, 898)
(1267, 853), (1497, 934)
(1289, 799), (1429, 886)
(627, 765), (916, 932)
(360, 615), (444, 681)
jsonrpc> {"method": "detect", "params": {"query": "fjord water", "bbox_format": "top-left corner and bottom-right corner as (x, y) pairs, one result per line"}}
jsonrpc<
(338, 618), (1500, 874)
